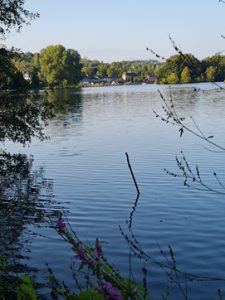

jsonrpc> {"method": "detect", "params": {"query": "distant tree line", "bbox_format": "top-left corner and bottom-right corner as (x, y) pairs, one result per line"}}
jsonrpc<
(156, 53), (225, 84)
(6, 47), (225, 89)
(81, 57), (162, 80)
(9, 49), (162, 88)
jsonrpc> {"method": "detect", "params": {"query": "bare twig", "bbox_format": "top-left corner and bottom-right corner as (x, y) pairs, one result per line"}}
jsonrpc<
(125, 153), (140, 196)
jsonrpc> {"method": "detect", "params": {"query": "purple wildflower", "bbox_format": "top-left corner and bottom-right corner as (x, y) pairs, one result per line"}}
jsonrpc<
(56, 219), (67, 235)
(96, 281), (122, 300)
(75, 247), (86, 264)
(75, 247), (95, 265)
(95, 238), (103, 258)
(102, 282), (112, 290)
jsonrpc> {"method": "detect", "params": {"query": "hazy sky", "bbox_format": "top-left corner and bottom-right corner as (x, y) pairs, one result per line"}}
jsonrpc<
(4, 0), (225, 63)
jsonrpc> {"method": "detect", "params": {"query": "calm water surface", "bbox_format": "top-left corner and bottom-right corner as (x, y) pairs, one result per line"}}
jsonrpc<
(6, 83), (225, 300)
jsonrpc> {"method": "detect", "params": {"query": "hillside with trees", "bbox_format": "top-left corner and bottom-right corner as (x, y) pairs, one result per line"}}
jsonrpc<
(81, 57), (162, 79)
(10, 53), (162, 87)
(8, 49), (225, 88)
(156, 53), (225, 84)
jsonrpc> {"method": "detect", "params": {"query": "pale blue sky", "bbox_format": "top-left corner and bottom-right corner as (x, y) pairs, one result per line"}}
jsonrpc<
(4, 0), (225, 63)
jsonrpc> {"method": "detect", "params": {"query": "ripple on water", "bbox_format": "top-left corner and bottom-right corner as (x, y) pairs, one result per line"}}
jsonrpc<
(4, 83), (225, 300)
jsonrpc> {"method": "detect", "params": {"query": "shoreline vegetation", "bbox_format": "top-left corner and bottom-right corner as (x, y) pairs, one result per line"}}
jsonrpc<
(8, 47), (225, 91)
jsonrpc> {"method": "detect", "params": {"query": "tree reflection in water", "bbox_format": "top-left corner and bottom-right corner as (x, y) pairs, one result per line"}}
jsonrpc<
(0, 150), (60, 297)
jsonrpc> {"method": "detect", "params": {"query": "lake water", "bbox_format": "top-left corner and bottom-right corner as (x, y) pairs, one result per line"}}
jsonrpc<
(5, 83), (225, 300)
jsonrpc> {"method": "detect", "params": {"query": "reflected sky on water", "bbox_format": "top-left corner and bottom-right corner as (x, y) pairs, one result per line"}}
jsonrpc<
(4, 82), (225, 300)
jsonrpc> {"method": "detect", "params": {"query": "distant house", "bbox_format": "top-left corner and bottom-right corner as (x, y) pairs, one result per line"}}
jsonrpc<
(80, 75), (119, 85)
(96, 76), (104, 82)
(80, 75), (101, 85)
(147, 73), (157, 82)
(23, 72), (32, 80)
(107, 76), (118, 82)
(91, 78), (101, 84)
(97, 76), (118, 83)
(111, 81), (118, 85)
(122, 72), (139, 82)
(80, 77), (90, 85)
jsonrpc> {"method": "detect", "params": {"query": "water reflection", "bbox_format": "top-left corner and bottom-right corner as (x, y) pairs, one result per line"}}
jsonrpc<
(44, 89), (83, 137)
(47, 88), (82, 115)
(0, 150), (60, 297)
(44, 85), (225, 138)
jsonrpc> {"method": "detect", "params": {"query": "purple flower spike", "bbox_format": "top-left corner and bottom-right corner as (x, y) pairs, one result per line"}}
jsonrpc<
(56, 219), (67, 235)
(75, 247), (95, 266)
(96, 281), (122, 300)
(95, 238), (103, 259)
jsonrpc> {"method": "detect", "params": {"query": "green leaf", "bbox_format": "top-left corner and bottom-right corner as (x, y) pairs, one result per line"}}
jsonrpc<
(93, 293), (104, 300)
(116, 272), (124, 281)
(78, 264), (84, 271)
(17, 283), (28, 300)
(0, 262), (5, 271)
(0, 254), (8, 271)
(28, 289), (37, 300)
(58, 288), (65, 295)
(104, 265), (111, 274)
(45, 275), (57, 281)
(21, 274), (34, 288)
(78, 290), (93, 300)
(134, 283), (146, 294)
(124, 278), (133, 284)
(83, 244), (91, 252)
(19, 283), (28, 293)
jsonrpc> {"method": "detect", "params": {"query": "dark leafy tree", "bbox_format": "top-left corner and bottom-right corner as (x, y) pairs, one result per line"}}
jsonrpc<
(0, 0), (39, 37)
(0, 45), (54, 144)
(66, 49), (83, 85)
(202, 55), (225, 82)
(156, 54), (201, 83)
(20, 51), (34, 63)
(40, 45), (82, 86)
(30, 66), (40, 87)
(0, 1), (54, 145)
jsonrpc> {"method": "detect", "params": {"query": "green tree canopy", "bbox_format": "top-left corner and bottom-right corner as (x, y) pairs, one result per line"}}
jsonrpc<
(12, 57), (29, 73)
(167, 72), (179, 84)
(107, 67), (117, 76)
(0, 0), (39, 37)
(40, 45), (82, 86)
(205, 66), (216, 82)
(31, 53), (40, 70)
(40, 45), (68, 84)
(65, 49), (83, 85)
(20, 52), (34, 63)
(180, 66), (191, 83)
(202, 55), (225, 81)
(156, 54), (201, 83)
